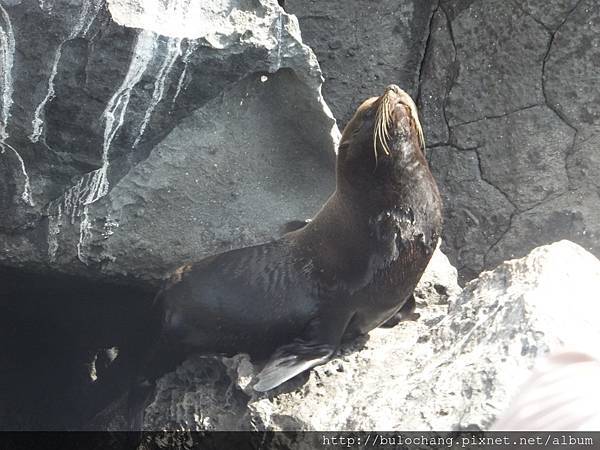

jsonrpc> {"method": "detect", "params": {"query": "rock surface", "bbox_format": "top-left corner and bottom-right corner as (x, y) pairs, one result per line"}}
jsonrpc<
(0, 0), (337, 284)
(418, 0), (600, 280)
(142, 241), (600, 431)
(286, 0), (437, 126)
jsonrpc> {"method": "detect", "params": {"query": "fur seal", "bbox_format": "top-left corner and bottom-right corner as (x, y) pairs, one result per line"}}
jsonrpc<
(157, 85), (442, 392)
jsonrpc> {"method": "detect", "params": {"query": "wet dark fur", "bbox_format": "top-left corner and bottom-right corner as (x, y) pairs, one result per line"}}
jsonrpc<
(154, 85), (442, 392)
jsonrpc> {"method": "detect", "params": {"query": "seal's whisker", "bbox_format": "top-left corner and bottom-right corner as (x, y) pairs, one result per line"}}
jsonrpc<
(373, 93), (393, 160)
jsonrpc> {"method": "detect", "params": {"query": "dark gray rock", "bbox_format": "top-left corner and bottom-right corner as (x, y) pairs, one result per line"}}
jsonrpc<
(487, 189), (600, 269)
(429, 147), (514, 281)
(444, 0), (549, 125)
(418, 7), (455, 146)
(568, 132), (600, 190)
(287, 0), (437, 126)
(545, 0), (600, 138)
(0, 0), (337, 284)
(418, 0), (600, 278)
(452, 106), (573, 211)
(515, 0), (579, 30)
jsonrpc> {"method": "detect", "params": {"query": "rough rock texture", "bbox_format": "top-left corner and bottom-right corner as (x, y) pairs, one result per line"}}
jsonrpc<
(286, 0), (437, 126)
(418, 0), (600, 280)
(142, 241), (600, 431)
(51, 70), (336, 282)
(429, 147), (514, 280)
(0, 0), (336, 284)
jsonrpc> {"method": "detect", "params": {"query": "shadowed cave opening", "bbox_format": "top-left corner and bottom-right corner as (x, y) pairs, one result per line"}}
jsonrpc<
(0, 267), (158, 430)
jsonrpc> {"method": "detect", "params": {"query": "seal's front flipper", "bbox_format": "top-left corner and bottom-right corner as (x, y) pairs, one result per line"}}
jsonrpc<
(380, 294), (419, 328)
(254, 309), (355, 392)
(253, 341), (334, 392)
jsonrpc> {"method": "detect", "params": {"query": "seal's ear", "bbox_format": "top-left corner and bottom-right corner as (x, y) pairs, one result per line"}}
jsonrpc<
(253, 341), (334, 392)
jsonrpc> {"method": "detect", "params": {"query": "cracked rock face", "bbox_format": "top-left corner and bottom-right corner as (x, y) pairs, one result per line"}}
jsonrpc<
(429, 147), (514, 280)
(452, 106), (573, 211)
(0, 0), (337, 284)
(419, 0), (600, 280)
(141, 240), (600, 431)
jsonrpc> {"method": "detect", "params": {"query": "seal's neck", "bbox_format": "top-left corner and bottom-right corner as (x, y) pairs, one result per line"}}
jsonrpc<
(336, 148), (434, 215)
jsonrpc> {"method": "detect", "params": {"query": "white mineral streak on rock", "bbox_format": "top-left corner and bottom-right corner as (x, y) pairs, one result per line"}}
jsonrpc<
(8, 145), (34, 206)
(133, 37), (182, 148)
(0, 3), (15, 140)
(59, 175), (85, 224)
(47, 203), (62, 262)
(0, 143), (35, 206)
(0, 5), (31, 205)
(77, 207), (91, 263)
(29, 0), (103, 143)
(47, 29), (156, 263)
(172, 40), (197, 106)
(272, 11), (283, 72)
(102, 212), (119, 239)
(57, 29), (156, 215)
(94, 29), (156, 199)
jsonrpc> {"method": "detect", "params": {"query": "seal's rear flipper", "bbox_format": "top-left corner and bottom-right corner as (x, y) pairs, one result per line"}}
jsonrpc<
(253, 342), (334, 392)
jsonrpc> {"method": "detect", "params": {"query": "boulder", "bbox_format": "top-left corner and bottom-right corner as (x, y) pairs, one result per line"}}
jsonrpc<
(0, 0), (337, 284)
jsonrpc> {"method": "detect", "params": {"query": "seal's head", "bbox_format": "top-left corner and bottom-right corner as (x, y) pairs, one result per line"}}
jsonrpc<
(336, 85), (427, 194)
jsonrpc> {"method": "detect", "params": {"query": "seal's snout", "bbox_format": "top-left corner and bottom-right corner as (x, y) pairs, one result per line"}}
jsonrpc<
(383, 85), (414, 112)
(373, 85), (424, 158)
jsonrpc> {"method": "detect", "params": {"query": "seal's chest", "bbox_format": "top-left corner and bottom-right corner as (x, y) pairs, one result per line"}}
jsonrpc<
(363, 227), (433, 304)
(368, 207), (430, 264)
